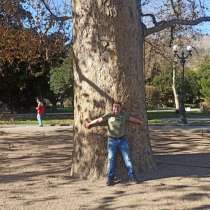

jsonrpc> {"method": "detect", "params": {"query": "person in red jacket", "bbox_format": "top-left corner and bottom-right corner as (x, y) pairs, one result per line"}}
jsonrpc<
(36, 97), (45, 127)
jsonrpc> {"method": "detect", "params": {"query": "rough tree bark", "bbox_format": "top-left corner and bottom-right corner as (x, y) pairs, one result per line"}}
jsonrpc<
(172, 61), (180, 112)
(71, 0), (155, 179)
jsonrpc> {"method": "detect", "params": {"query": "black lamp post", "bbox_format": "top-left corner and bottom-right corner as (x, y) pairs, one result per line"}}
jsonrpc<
(172, 45), (192, 124)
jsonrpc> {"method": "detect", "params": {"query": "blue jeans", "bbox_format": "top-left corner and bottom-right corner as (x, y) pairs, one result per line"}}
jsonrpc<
(107, 136), (134, 179)
(37, 114), (43, 126)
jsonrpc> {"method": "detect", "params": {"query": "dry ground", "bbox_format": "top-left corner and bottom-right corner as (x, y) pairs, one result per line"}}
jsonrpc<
(1, 125), (210, 210)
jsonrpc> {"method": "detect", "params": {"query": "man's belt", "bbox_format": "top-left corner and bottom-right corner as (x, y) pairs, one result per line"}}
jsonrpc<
(108, 135), (126, 139)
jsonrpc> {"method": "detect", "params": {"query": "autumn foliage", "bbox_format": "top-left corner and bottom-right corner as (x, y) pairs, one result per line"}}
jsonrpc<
(0, 0), (69, 112)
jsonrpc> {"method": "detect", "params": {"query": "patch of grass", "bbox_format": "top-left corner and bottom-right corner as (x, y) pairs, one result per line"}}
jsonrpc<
(148, 110), (210, 120)
(148, 119), (210, 126)
(148, 110), (210, 125)
(0, 119), (74, 126)
(148, 119), (177, 125)
(148, 111), (178, 119)
(1, 110), (209, 126)
(45, 107), (73, 113)
(187, 120), (210, 126)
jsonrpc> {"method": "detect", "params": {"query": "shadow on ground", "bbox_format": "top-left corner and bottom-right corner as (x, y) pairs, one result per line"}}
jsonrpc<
(92, 127), (210, 210)
(1, 126), (210, 210)
(0, 128), (74, 185)
(141, 127), (210, 181)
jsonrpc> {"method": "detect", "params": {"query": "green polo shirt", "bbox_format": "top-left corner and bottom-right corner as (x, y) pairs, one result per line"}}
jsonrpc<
(102, 112), (130, 138)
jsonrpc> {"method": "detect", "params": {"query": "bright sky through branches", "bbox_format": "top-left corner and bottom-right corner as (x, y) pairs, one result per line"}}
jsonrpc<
(141, 0), (210, 35)
(22, 0), (72, 42)
(26, 0), (210, 39)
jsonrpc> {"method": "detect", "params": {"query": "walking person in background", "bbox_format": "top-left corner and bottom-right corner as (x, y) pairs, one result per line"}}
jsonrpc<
(85, 101), (143, 186)
(36, 97), (45, 127)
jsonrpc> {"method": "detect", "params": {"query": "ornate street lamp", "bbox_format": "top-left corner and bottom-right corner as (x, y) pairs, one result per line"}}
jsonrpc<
(172, 45), (192, 124)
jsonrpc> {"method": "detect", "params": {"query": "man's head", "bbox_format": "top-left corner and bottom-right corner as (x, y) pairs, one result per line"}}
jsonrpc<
(112, 101), (122, 114)
(36, 97), (40, 103)
(36, 97), (43, 104)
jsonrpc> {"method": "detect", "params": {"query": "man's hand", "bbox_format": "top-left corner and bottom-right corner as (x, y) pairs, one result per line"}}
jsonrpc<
(129, 116), (143, 125)
(84, 117), (103, 129)
(84, 120), (91, 129)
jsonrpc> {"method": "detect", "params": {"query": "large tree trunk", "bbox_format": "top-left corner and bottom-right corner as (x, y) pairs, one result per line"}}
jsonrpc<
(71, 0), (155, 179)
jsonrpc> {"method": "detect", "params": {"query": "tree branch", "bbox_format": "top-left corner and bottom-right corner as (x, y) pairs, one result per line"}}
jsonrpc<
(144, 16), (210, 37)
(141, 13), (157, 25)
(170, 0), (180, 17)
(39, 0), (72, 22)
(145, 39), (172, 62)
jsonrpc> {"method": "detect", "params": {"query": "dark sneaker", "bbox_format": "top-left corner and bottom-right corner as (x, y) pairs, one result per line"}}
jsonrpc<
(106, 178), (114, 186)
(128, 176), (139, 184)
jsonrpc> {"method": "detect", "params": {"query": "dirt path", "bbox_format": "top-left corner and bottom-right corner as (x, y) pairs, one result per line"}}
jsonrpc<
(1, 125), (210, 210)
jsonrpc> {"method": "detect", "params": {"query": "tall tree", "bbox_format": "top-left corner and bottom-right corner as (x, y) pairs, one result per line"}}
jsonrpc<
(72, 0), (155, 178)
(40, 0), (210, 178)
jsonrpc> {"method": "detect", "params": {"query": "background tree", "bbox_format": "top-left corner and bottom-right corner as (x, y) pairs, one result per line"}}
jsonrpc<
(143, 0), (206, 111)
(180, 69), (201, 105)
(147, 59), (201, 109)
(50, 49), (73, 107)
(0, 0), (69, 112)
(145, 85), (160, 109)
(197, 55), (210, 100)
(151, 64), (174, 107)
(144, 27), (203, 111)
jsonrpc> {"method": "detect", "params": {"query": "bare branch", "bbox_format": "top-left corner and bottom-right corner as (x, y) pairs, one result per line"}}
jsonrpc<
(141, 13), (157, 25)
(39, 0), (71, 22)
(144, 16), (210, 37)
(170, 0), (180, 17)
(145, 39), (172, 62)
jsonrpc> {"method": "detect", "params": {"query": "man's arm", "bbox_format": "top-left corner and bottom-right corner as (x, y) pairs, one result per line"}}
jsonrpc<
(128, 116), (143, 125)
(84, 117), (103, 129)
